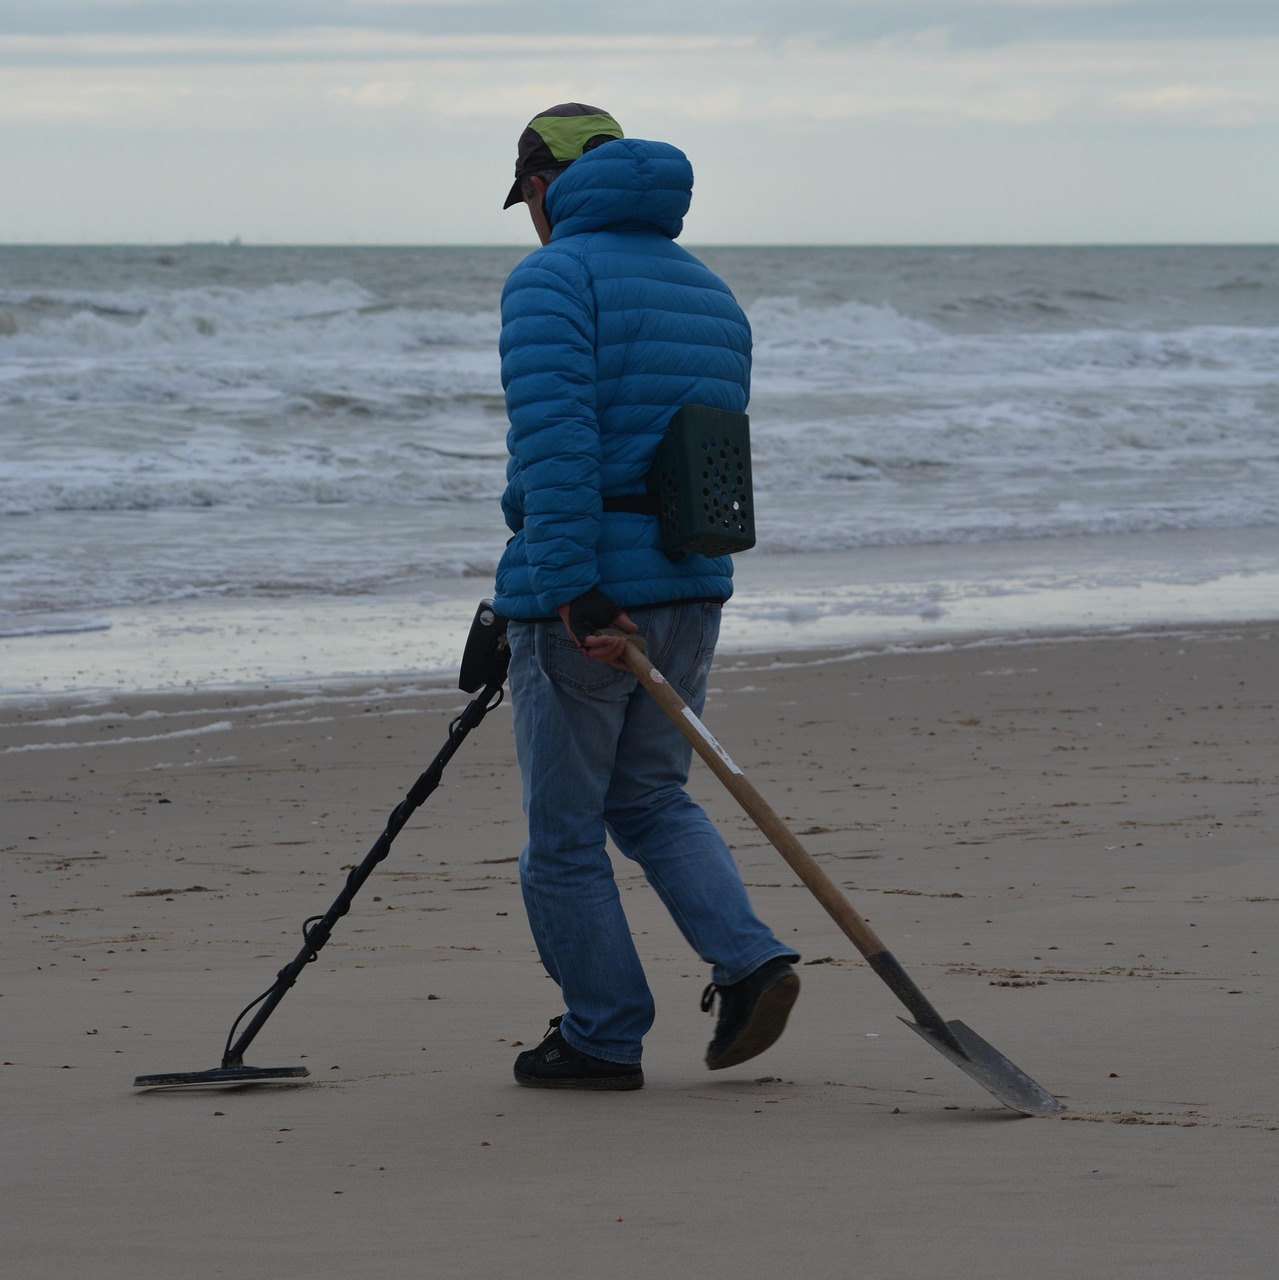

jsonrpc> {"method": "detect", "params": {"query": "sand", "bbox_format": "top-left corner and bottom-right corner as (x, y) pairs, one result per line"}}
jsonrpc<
(3, 623), (1277, 1279)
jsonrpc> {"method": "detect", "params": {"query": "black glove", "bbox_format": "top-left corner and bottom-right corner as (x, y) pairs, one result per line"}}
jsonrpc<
(561, 588), (622, 647)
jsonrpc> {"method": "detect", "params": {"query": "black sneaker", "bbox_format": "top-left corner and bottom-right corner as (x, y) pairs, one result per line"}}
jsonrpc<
(513, 1017), (644, 1091)
(701, 957), (800, 1071)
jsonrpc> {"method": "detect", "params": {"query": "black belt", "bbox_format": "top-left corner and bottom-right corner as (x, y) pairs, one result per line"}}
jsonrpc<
(602, 494), (660, 515)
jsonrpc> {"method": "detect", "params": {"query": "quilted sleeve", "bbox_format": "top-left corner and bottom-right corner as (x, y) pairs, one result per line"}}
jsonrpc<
(499, 247), (602, 613)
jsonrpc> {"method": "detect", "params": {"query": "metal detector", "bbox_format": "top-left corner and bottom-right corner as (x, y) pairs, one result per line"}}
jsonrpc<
(133, 600), (509, 1089)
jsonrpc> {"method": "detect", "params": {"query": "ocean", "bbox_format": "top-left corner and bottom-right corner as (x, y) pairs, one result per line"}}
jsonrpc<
(2, 244), (1276, 700)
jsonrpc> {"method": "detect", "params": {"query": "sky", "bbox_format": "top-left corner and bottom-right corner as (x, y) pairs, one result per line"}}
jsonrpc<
(1, 1), (1276, 245)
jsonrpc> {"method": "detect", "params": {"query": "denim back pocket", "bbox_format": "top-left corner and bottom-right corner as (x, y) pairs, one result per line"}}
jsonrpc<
(675, 602), (722, 702)
(545, 631), (631, 695)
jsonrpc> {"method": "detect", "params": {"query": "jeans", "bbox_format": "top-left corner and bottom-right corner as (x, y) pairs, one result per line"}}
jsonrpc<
(507, 601), (796, 1064)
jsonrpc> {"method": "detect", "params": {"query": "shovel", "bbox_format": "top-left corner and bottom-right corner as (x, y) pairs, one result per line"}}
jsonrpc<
(614, 632), (1063, 1116)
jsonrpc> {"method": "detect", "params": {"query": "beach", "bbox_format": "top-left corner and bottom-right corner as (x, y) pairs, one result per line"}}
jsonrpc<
(5, 620), (1277, 1279)
(4, 239), (1277, 1274)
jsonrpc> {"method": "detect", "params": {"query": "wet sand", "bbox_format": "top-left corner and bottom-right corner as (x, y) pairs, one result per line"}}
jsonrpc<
(3, 623), (1277, 1278)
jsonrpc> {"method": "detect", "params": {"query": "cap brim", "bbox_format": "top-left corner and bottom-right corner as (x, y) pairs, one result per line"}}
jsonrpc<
(503, 178), (524, 210)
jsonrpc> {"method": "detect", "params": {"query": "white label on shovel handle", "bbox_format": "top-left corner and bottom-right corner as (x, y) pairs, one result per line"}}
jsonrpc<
(682, 707), (743, 775)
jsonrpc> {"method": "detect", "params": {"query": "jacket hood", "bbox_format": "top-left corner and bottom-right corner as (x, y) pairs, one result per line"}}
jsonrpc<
(544, 137), (692, 241)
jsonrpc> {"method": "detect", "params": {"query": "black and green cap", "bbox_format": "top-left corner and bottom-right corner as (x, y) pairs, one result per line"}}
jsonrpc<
(503, 103), (624, 209)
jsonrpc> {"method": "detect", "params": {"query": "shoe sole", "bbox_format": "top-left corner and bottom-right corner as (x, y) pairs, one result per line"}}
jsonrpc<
(513, 1070), (644, 1091)
(705, 971), (800, 1071)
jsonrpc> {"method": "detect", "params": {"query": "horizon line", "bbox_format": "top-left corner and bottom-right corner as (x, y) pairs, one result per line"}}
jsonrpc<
(2, 240), (1276, 251)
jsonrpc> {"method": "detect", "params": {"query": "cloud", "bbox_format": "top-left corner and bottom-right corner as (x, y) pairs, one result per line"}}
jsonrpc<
(0, 75), (178, 122)
(3, 26), (1274, 134)
(329, 78), (417, 108)
(5, 1), (1278, 49)
(632, 33), (1279, 130)
(1113, 83), (1271, 126)
(4, 1), (1275, 243)
(0, 30), (751, 63)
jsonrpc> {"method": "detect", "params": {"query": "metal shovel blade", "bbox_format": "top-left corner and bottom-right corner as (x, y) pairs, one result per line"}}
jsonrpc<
(900, 1017), (1065, 1115)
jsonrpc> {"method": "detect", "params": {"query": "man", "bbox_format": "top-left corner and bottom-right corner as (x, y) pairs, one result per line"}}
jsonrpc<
(496, 103), (798, 1090)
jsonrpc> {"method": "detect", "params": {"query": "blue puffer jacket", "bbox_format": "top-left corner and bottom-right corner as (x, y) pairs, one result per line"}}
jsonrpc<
(493, 137), (751, 620)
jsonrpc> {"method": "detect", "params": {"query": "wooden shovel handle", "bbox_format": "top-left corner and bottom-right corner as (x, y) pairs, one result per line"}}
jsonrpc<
(615, 633), (891, 963)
